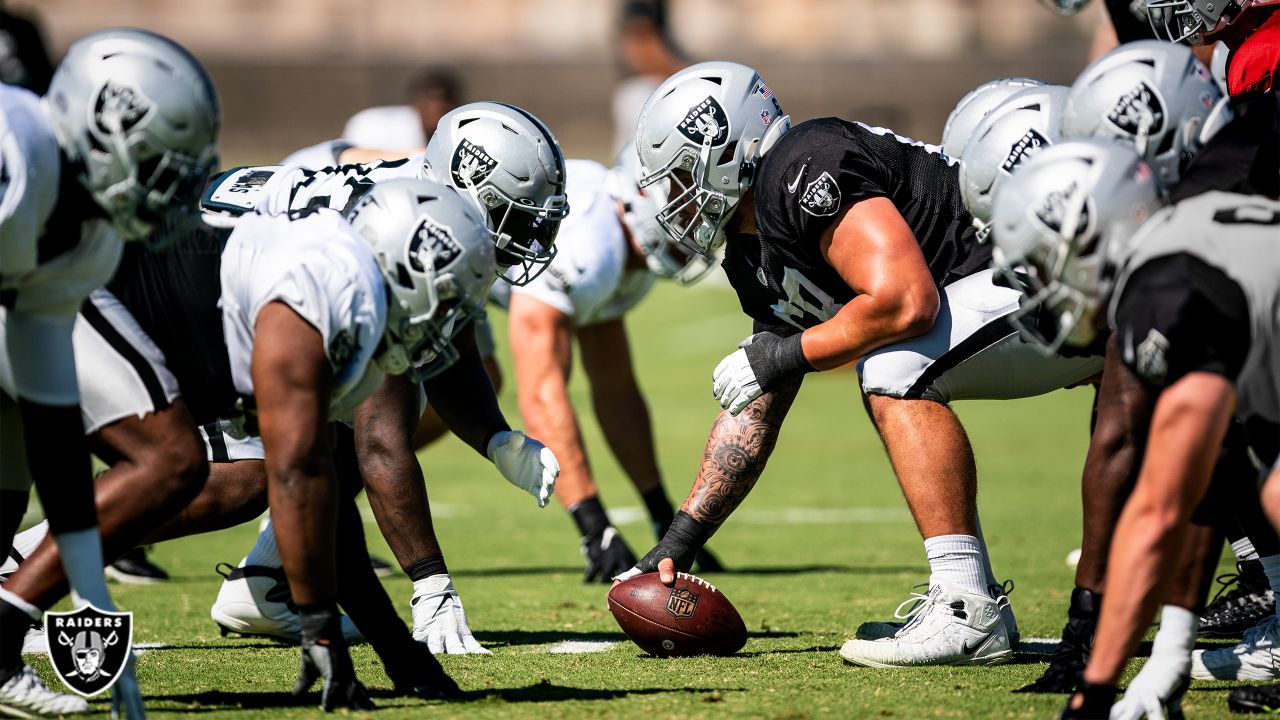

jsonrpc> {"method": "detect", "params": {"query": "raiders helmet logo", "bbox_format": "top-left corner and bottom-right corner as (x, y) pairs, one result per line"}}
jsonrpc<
(45, 605), (133, 697)
(1106, 81), (1166, 137)
(800, 171), (842, 217)
(677, 96), (730, 148)
(93, 81), (151, 135)
(1033, 180), (1093, 240)
(1001, 128), (1051, 174)
(408, 215), (463, 274)
(450, 139), (499, 189)
(666, 587), (700, 619)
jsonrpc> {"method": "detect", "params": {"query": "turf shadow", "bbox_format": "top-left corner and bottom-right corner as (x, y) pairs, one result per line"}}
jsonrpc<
(457, 680), (747, 703)
(719, 564), (922, 576)
(450, 565), (584, 577)
(735, 644), (841, 657)
(470, 630), (627, 647)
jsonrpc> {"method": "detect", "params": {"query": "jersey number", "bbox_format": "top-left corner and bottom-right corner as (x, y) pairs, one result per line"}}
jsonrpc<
(770, 266), (843, 330)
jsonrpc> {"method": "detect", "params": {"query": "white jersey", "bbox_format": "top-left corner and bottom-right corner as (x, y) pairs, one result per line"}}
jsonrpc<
(203, 156), (428, 221)
(0, 83), (124, 405)
(491, 159), (655, 326)
(219, 209), (388, 422)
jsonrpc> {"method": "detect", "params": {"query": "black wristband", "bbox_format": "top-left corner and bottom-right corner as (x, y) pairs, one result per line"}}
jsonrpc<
(405, 555), (449, 582)
(634, 511), (713, 574)
(743, 332), (814, 393)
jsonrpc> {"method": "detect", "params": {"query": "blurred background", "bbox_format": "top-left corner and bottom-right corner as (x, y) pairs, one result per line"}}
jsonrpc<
(3, 0), (1101, 166)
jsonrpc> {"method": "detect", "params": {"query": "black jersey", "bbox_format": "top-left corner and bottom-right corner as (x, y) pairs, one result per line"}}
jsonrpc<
(107, 223), (238, 424)
(1104, 0), (1158, 43)
(724, 118), (990, 335)
(1174, 92), (1280, 203)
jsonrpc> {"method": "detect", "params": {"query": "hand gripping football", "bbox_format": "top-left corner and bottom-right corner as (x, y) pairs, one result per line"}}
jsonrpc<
(608, 572), (747, 656)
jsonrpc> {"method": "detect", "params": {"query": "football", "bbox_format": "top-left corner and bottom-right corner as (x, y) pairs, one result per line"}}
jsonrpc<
(608, 572), (747, 657)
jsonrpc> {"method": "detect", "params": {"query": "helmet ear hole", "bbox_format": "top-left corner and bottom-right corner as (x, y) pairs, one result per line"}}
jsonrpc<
(717, 141), (738, 166)
(395, 263), (414, 289)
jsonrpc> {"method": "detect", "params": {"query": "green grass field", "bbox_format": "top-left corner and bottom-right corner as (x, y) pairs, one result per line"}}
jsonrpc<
(26, 280), (1245, 718)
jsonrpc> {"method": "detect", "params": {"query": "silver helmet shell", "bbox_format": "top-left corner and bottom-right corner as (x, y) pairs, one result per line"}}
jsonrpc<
(1147, 0), (1280, 44)
(345, 177), (496, 382)
(606, 137), (716, 285)
(42, 28), (219, 244)
(941, 77), (1046, 160)
(424, 101), (568, 286)
(1063, 40), (1233, 186)
(635, 61), (792, 256)
(959, 84), (1069, 229)
(990, 139), (1165, 355)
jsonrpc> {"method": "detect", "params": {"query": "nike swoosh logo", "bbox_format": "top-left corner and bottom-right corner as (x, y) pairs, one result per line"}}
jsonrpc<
(962, 638), (984, 655)
(786, 164), (807, 194)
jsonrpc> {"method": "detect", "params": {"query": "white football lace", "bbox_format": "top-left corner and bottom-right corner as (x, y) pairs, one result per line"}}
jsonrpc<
(676, 572), (718, 593)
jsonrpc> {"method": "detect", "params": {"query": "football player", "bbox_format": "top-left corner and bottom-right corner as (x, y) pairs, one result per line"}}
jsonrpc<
(201, 102), (565, 653)
(617, 61), (1103, 668)
(939, 77), (1046, 161)
(1147, 0), (1280, 98)
(486, 142), (723, 583)
(988, 140), (1280, 719)
(0, 28), (217, 716)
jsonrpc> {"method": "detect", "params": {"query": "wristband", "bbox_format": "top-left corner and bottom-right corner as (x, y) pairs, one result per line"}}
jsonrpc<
(634, 511), (713, 573)
(744, 332), (815, 392)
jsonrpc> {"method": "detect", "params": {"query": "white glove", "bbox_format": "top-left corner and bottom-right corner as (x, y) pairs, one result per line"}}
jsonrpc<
(712, 344), (762, 416)
(410, 574), (489, 655)
(110, 651), (147, 719)
(1110, 606), (1194, 720)
(487, 430), (558, 508)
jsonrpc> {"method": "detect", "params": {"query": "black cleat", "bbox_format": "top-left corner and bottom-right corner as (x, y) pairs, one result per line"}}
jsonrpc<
(369, 555), (396, 578)
(106, 547), (170, 584)
(582, 527), (637, 584)
(1017, 587), (1099, 694)
(1201, 560), (1275, 639)
(1228, 683), (1280, 714)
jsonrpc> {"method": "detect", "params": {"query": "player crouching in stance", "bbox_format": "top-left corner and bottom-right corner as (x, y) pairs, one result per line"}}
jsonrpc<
(988, 140), (1280, 718)
(0, 28), (218, 717)
(617, 61), (1103, 668)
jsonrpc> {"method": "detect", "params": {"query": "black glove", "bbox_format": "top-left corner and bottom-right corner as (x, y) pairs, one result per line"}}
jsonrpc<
(293, 604), (374, 712)
(582, 527), (638, 583)
(632, 512), (713, 575)
(1057, 682), (1117, 720)
(386, 641), (463, 700)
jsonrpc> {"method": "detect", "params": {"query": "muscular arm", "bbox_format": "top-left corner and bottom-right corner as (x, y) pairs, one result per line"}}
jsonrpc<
(353, 373), (440, 570)
(578, 318), (662, 494)
(252, 301), (337, 607)
(420, 320), (508, 456)
(1085, 371), (1237, 687)
(508, 293), (592, 506)
(802, 197), (940, 370)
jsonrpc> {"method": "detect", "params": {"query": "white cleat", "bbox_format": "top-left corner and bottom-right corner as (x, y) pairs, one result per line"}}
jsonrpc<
(210, 561), (363, 645)
(854, 580), (1020, 647)
(0, 665), (90, 717)
(840, 578), (1013, 668)
(1191, 615), (1280, 681)
(19, 627), (45, 656)
(411, 574), (489, 655)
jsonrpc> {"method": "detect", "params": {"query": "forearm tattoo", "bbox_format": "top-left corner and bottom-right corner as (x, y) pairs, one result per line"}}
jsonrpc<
(683, 378), (802, 526)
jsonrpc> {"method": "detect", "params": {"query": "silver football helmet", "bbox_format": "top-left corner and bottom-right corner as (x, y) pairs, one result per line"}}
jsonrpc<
(606, 137), (716, 285)
(959, 85), (1069, 232)
(942, 77), (1047, 160)
(42, 28), (220, 244)
(345, 177), (496, 382)
(990, 140), (1165, 355)
(424, 101), (568, 286)
(1147, 0), (1280, 44)
(1063, 40), (1233, 186)
(635, 61), (792, 256)
(1038, 0), (1095, 14)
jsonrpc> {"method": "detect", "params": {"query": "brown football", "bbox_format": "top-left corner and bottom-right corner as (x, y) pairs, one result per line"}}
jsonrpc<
(608, 572), (747, 657)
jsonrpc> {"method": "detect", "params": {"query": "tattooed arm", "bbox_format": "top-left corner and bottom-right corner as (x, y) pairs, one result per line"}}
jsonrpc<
(619, 378), (802, 584)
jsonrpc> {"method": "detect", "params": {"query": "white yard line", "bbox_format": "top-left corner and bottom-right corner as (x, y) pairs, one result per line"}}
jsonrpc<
(546, 639), (616, 654)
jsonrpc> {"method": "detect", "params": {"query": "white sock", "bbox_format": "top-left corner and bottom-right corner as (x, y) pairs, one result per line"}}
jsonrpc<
(53, 527), (114, 610)
(1260, 555), (1280, 603)
(0, 520), (50, 574)
(1233, 537), (1261, 562)
(973, 516), (1001, 591)
(1151, 604), (1198, 658)
(924, 534), (988, 596)
(245, 519), (283, 569)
